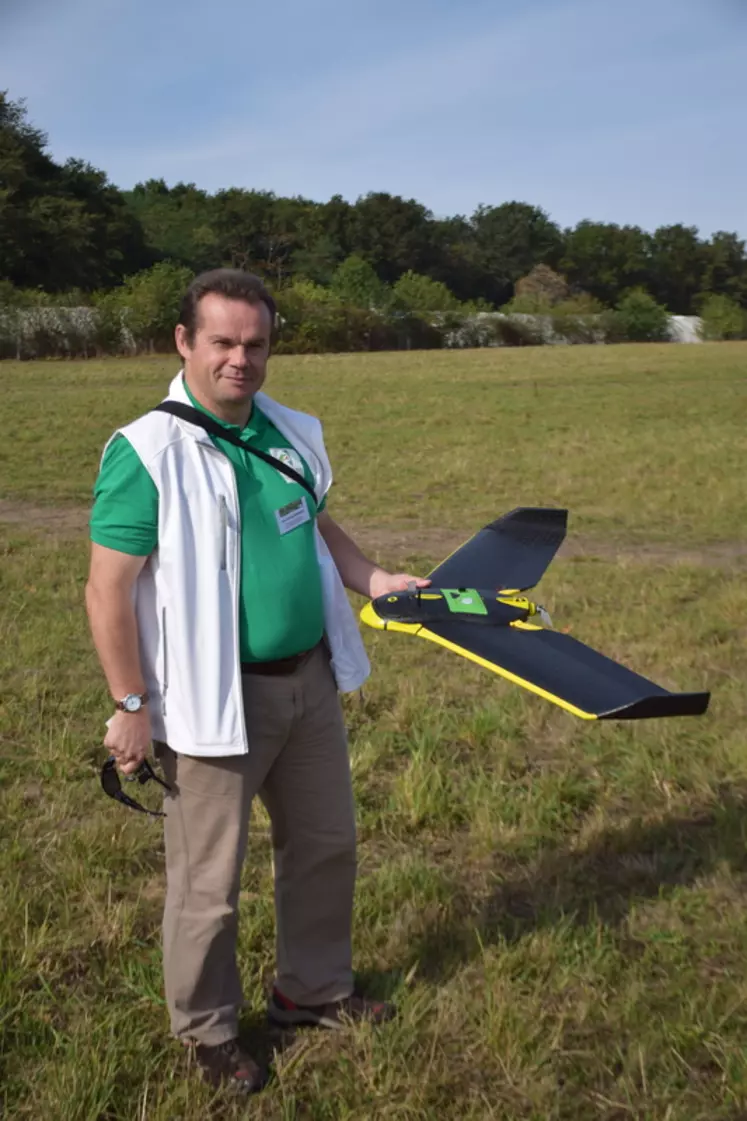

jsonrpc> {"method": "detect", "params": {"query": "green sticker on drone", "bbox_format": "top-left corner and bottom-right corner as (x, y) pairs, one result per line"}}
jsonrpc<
(443, 589), (488, 616)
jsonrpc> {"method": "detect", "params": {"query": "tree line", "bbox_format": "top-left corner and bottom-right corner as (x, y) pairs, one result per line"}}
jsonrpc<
(1, 90), (746, 356)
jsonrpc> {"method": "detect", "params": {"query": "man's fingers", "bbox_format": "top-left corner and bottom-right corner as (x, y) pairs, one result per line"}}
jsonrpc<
(105, 740), (147, 774)
(111, 752), (138, 771)
(119, 758), (142, 776)
(371, 571), (432, 599)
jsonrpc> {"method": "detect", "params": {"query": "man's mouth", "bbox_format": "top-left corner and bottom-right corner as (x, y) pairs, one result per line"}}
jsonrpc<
(223, 374), (254, 386)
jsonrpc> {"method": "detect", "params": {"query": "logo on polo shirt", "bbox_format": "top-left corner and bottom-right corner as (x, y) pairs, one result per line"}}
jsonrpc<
(268, 447), (304, 483)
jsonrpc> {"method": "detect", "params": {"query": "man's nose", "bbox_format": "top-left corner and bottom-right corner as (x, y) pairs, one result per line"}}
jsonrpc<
(230, 345), (249, 367)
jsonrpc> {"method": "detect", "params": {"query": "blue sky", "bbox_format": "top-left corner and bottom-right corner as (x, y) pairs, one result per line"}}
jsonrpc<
(1, 0), (744, 237)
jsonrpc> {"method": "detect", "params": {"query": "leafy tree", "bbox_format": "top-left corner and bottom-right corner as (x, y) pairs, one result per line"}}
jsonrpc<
(607, 288), (670, 343)
(500, 292), (552, 315)
(561, 222), (652, 307)
(0, 91), (150, 291)
(316, 194), (355, 258)
(329, 254), (391, 309)
(275, 278), (378, 354)
(211, 188), (286, 278)
(514, 264), (570, 306)
(470, 202), (563, 306)
(700, 231), (747, 306)
(125, 179), (220, 273)
(427, 215), (484, 303)
(648, 224), (705, 313)
(291, 234), (346, 286)
(697, 294), (747, 340)
(0, 278), (18, 306)
(117, 261), (194, 351)
(8, 84), (747, 352)
(392, 270), (460, 314)
(549, 294), (606, 344)
(285, 195), (355, 285)
(349, 192), (436, 283)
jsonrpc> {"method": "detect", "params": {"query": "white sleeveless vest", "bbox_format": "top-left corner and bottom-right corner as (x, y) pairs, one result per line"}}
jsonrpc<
(104, 371), (370, 757)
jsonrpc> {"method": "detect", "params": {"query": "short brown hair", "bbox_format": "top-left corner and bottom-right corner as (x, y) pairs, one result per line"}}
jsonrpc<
(178, 268), (277, 345)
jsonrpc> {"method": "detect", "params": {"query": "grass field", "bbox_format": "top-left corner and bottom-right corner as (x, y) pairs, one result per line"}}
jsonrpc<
(1, 342), (746, 1120)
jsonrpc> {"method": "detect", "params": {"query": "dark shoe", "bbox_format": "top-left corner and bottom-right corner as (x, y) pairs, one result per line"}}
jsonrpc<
(268, 987), (396, 1030)
(190, 1038), (267, 1095)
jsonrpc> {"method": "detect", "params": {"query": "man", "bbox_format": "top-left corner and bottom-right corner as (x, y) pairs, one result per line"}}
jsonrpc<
(85, 268), (429, 1096)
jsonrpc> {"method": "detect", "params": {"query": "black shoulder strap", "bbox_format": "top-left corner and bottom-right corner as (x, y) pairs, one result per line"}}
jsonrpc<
(152, 401), (318, 507)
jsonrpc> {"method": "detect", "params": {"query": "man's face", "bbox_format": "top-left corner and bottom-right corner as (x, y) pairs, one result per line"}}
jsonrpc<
(175, 293), (272, 414)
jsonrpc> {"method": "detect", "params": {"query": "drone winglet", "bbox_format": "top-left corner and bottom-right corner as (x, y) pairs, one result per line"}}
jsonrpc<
(361, 508), (710, 721)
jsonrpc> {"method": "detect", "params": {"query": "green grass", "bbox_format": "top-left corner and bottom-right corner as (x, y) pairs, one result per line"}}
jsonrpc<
(1, 342), (746, 544)
(1, 343), (747, 1119)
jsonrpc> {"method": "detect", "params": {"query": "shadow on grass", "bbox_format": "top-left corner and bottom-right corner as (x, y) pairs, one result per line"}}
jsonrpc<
(408, 785), (747, 982)
(236, 1008), (300, 1077)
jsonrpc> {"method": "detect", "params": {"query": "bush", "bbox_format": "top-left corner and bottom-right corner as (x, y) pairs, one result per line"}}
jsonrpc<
(0, 285), (99, 358)
(697, 294), (747, 340)
(274, 282), (374, 353)
(0, 305), (99, 359)
(500, 293), (606, 345)
(91, 291), (133, 355)
(605, 288), (670, 343)
(0, 280), (20, 308)
(119, 262), (194, 352)
(500, 293), (553, 316)
(0, 306), (19, 359)
(386, 312), (445, 350)
(274, 282), (346, 353)
(272, 279), (449, 354)
(0, 265), (192, 358)
(550, 294), (606, 344)
(329, 256), (391, 311)
(492, 314), (548, 346)
(392, 271), (461, 315)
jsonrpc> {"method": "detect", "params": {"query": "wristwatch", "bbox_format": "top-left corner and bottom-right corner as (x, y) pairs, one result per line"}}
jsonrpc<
(115, 691), (150, 714)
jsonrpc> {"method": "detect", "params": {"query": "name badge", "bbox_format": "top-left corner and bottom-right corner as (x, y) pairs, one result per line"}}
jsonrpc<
(275, 496), (311, 535)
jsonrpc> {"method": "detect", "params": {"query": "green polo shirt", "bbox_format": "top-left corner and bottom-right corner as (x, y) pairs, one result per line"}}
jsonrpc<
(90, 386), (327, 663)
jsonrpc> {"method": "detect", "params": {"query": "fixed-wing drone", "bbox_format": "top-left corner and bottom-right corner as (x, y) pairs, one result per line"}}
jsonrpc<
(360, 508), (710, 720)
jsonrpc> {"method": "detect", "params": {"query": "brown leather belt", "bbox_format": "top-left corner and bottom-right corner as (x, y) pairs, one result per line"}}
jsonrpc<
(241, 645), (317, 676)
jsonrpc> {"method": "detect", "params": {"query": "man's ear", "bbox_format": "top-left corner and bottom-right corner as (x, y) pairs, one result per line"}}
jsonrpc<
(175, 324), (191, 362)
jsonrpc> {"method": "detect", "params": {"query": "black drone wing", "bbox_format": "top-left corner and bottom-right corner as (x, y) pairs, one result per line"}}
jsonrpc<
(428, 507), (567, 592)
(418, 619), (710, 720)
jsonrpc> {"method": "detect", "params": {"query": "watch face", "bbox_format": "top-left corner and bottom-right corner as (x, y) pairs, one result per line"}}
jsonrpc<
(123, 695), (142, 713)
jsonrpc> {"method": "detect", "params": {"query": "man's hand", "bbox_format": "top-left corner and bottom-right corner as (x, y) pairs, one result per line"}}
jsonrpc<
(104, 709), (152, 776)
(369, 570), (431, 600)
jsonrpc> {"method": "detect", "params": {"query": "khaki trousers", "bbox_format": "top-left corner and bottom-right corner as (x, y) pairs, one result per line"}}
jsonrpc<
(155, 643), (356, 1045)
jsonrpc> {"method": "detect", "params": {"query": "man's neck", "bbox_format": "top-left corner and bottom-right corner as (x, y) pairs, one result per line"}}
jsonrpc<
(184, 378), (253, 428)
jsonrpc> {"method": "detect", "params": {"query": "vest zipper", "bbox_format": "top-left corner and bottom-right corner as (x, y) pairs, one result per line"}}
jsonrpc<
(218, 494), (228, 571)
(161, 607), (168, 714)
(202, 442), (247, 751)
